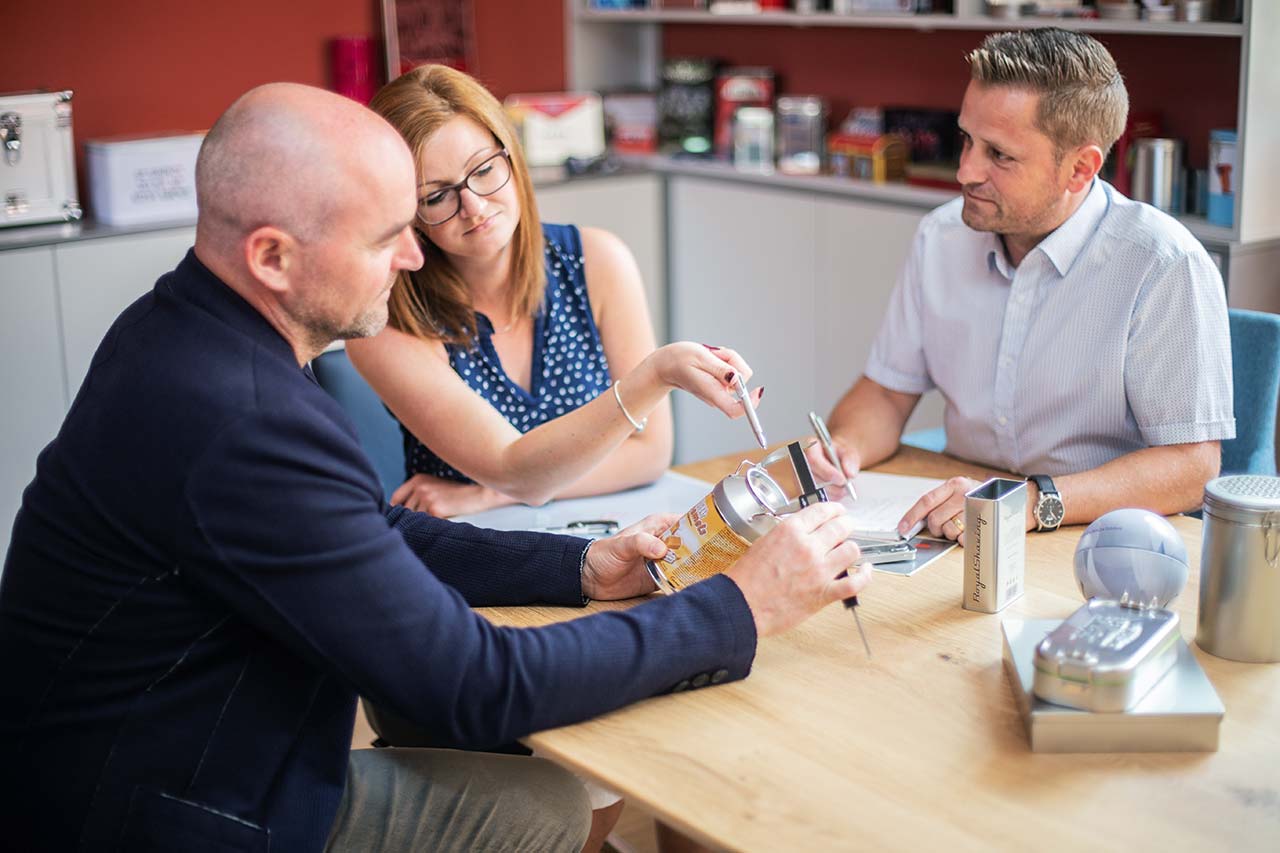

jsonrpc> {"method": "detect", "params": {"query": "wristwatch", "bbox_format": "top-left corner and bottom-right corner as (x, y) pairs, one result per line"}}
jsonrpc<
(1029, 474), (1065, 532)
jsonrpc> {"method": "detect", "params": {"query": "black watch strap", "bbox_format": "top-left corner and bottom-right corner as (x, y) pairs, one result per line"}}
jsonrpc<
(1029, 474), (1057, 497)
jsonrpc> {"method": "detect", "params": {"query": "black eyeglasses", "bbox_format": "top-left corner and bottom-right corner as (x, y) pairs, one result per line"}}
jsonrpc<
(416, 149), (513, 226)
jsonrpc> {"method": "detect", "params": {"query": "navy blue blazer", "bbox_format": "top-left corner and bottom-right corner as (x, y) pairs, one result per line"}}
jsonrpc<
(0, 250), (757, 853)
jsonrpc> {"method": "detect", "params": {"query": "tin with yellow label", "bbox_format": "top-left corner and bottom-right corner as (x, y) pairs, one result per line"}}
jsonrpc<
(645, 460), (792, 593)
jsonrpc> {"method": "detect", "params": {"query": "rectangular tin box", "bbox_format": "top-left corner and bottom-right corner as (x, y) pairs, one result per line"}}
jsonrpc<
(1032, 600), (1181, 712)
(1003, 619), (1223, 753)
(963, 478), (1026, 613)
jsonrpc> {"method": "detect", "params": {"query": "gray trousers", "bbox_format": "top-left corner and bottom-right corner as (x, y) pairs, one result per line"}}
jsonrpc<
(325, 748), (592, 853)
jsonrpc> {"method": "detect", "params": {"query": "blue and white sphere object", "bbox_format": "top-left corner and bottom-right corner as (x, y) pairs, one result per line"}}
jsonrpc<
(1073, 509), (1189, 607)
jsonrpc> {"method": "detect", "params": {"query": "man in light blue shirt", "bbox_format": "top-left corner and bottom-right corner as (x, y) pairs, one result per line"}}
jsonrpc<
(814, 28), (1234, 541)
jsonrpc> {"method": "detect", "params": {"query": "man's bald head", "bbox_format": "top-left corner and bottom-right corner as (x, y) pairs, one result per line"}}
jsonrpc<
(195, 82), (411, 253)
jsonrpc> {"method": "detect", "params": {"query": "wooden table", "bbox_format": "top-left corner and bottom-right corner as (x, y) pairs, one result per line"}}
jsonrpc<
(481, 446), (1280, 851)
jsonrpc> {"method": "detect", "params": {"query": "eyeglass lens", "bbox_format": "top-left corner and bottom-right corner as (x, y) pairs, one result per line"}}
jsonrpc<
(419, 151), (512, 226)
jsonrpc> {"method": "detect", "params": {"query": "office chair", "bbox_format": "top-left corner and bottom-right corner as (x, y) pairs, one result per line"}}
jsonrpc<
(311, 349), (405, 500)
(1222, 307), (1280, 476)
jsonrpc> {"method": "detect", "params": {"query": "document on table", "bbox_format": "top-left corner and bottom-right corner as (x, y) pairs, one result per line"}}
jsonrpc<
(451, 471), (712, 533)
(840, 471), (944, 538)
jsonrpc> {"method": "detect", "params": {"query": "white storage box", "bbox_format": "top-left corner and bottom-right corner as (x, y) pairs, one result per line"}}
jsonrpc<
(86, 132), (204, 226)
(503, 93), (605, 168)
(0, 90), (81, 228)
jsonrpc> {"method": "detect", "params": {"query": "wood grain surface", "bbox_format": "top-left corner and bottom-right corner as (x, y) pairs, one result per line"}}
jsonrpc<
(479, 445), (1280, 851)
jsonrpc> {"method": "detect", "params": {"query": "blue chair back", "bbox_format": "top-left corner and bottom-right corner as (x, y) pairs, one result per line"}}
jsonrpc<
(312, 349), (405, 500)
(1223, 308), (1280, 476)
(901, 426), (947, 454)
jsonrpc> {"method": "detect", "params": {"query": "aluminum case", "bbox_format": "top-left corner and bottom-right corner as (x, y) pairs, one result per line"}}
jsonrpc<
(1032, 599), (1180, 712)
(0, 90), (81, 227)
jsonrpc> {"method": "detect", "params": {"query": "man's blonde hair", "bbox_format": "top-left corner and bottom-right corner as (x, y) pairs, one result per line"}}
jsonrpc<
(967, 28), (1128, 159)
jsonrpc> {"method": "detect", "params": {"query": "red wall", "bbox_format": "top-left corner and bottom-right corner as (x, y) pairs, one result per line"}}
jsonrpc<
(0, 0), (566, 203)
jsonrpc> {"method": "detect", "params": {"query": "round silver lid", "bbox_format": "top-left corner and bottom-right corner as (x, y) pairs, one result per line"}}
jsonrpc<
(1203, 475), (1280, 524)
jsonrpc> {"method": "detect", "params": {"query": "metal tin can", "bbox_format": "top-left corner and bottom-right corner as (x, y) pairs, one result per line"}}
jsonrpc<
(775, 95), (827, 176)
(732, 107), (774, 174)
(1032, 599), (1182, 712)
(1207, 128), (1236, 228)
(1131, 137), (1184, 214)
(645, 462), (789, 593)
(1197, 475), (1280, 662)
(963, 477), (1027, 613)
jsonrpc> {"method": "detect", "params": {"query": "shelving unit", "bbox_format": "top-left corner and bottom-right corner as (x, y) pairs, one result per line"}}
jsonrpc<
(578, 8), (1245, 38)
(566, 0), (1278, 259)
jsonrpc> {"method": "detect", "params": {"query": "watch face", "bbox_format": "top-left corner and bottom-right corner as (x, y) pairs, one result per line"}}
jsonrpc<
(1037, 494), (1065, 528)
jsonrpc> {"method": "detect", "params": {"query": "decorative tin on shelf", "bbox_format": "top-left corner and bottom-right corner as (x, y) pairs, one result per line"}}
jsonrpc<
(0, 90), (81, 228)
(775, 96), (827, 176)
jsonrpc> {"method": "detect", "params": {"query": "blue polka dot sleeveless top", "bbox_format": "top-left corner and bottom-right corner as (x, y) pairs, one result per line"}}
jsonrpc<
(403, 223), (612, 483)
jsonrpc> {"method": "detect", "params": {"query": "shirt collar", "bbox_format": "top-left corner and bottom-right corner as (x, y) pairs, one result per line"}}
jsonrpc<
(984, 178), (1109, 280)
(1034, 178), (1109, 277)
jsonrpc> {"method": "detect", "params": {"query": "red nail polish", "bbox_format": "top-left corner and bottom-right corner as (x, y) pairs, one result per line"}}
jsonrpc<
(724, 371), (736, 384)
(756, 386), (765, 400)
(702, 343), (721, 350)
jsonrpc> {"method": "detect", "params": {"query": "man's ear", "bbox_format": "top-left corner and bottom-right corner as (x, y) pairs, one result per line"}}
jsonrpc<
(243, 226), (297, 296)
(1065, 144), (1105, 193)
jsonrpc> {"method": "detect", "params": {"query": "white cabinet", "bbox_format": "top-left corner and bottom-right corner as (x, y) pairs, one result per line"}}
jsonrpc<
(0, 247), (67, 554)
(669, 177), (818, 463)
(813, 197), (944, 432)
(54, 227), (194, 399)
(536, 173), (667, 342)
(667, 178), (946, 464)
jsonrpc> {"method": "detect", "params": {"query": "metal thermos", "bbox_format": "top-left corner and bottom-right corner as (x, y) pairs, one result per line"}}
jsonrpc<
(1197, 475), (1280, 662)
(1131, 138), (1184, 214)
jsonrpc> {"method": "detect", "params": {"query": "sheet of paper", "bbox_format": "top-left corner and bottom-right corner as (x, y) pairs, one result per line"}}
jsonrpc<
(450, 471), (712, 533)
(839, 471), (945, 537)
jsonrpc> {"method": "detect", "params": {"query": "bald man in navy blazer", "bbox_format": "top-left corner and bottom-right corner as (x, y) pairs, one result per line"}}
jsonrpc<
(0, 83), (868, 853)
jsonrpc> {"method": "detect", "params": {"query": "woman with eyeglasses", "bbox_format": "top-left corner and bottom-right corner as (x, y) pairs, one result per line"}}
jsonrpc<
(347, 65), (762, 519)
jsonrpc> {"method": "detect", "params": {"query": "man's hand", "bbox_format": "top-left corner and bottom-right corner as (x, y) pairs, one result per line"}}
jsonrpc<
(897, 475), (981, 545)
(725, 502), (871, 637)
(580, 513), (678, 601)
(804, 435), (862, 500)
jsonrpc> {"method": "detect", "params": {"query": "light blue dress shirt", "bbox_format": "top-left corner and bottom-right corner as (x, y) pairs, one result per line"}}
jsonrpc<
(866, 179), (1235, 477)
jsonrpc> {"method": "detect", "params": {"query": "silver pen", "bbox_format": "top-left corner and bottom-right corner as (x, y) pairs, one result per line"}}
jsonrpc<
(733, 374), (768, 448)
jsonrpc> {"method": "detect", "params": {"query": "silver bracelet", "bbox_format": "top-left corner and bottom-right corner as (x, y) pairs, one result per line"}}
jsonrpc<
(612, 380), (647, 433)
(578, 540), (594, 605)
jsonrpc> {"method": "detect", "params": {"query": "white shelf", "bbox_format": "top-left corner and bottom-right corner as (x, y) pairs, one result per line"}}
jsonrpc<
(618, 153), (1239, 244)
(578, 9), (1244, 38)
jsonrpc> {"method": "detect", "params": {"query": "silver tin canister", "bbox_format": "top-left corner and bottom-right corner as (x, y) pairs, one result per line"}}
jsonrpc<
(1197, 475), (1280, 662)
(963, 478), (1027, 613)
(1132, 138), (1185, 214)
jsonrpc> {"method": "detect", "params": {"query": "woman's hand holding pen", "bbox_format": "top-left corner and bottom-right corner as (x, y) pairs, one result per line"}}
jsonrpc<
(615, 343), (763, 427)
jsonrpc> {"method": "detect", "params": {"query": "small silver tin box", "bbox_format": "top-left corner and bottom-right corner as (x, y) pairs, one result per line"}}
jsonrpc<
(1032, 599), (1180, 712)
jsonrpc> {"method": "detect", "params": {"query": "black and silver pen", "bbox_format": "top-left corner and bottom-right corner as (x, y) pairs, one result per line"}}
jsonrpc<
(786, 442), (871, 656)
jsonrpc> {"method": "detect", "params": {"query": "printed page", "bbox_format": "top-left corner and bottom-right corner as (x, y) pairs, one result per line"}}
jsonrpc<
(839, 471), (944, 538)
